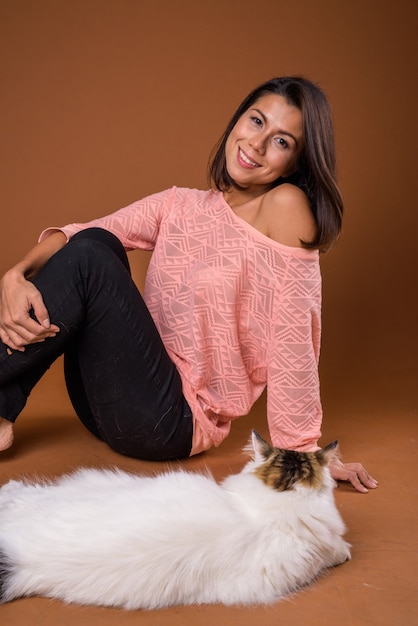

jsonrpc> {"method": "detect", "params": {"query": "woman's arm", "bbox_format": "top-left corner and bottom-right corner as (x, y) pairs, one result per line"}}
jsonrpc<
(0, 231), (67, 350)
(265, 249), (378, 494)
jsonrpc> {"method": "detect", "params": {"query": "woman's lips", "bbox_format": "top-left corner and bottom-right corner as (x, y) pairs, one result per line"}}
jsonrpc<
(237, 147), (259, 169)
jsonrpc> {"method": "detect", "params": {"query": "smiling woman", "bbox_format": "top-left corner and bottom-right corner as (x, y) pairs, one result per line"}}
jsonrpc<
(225, 94), (303, 188)
(0, 76), (377, 494)
(209, 76), (343, 253)
(222, 93), (312, 247)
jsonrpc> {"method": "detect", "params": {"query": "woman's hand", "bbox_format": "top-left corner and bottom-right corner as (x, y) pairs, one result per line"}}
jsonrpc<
(330, 457), (378, 494)
(0, 231), (66, 351)
(0, 269), (59, 351)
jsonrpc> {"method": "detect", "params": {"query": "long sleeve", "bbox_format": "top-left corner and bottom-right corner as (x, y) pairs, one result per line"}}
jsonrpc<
(39, 188), (176, 250)
(266, 254), (322, 451)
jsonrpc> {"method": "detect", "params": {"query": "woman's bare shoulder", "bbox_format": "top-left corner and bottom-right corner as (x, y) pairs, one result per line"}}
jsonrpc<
(262, 183), (316, 248)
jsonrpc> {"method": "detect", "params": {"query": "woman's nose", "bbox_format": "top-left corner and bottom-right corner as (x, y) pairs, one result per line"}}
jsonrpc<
(249, 133), (266, 154)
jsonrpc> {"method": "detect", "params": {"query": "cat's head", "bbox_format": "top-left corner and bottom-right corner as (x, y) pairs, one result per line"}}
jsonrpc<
(247, 431), (339, 492)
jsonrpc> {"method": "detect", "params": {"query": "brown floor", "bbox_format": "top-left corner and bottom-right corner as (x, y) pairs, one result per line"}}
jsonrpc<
(0, 367), (417, 626)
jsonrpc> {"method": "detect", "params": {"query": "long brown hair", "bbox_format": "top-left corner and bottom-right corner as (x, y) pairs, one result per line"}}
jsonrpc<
(208, 77), (343, 252)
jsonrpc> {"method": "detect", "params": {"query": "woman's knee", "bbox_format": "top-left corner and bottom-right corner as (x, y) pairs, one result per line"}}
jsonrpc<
(70, 228), (130, 272)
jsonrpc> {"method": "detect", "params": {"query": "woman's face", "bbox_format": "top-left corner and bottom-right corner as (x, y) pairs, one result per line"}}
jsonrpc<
(225, 93), (303, 194)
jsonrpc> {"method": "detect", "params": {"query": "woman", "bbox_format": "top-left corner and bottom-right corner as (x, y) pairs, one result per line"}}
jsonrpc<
(0, 77), (377, 493)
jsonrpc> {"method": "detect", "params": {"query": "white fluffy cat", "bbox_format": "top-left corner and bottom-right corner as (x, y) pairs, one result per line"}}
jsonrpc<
(0, 431), (350, 609)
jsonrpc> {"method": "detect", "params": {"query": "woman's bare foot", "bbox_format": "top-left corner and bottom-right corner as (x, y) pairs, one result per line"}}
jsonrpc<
(0, 417), (14, 451)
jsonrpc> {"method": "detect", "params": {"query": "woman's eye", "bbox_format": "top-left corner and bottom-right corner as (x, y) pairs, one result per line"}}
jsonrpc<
(275, 137), (289, 149)
(251, 116), (262, 126)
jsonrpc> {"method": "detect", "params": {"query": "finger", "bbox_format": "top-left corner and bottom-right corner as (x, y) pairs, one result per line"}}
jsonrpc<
(349, 473), (369, 494)
(0, 328), (25, 352)
(348, 463), (378, 489)
(2, 320), (56, 348)
(31, 293), (53, 329)
(359, 470), (378, 489)
(8, 316), (53, 341)
(5, 323), (41, 345)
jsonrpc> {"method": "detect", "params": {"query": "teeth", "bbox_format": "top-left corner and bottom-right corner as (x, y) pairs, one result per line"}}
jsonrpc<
(239, 148), (258, 167)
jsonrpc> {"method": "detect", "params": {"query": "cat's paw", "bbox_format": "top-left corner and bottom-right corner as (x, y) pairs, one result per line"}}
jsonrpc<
(334, 542), (351, 565)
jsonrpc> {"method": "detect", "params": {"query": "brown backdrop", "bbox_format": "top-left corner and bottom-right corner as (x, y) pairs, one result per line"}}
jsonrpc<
(1, 0), (416, 427)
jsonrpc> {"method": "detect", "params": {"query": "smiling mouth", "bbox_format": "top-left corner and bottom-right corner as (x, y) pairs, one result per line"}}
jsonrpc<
(238, 147), (259, 168)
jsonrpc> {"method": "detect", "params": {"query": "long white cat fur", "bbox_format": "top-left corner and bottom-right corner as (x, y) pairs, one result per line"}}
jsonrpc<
(0, 431), (350, 609)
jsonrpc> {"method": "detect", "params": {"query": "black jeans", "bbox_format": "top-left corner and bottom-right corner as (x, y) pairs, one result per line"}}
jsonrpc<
(0, 228), (193, 461)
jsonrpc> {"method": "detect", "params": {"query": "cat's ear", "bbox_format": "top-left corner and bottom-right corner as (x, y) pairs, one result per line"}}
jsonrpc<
(316, 440), (340, 466)
(250, 430), (272, 462)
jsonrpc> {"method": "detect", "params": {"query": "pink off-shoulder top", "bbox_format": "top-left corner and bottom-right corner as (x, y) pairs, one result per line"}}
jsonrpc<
(40, 187), (323, 454)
